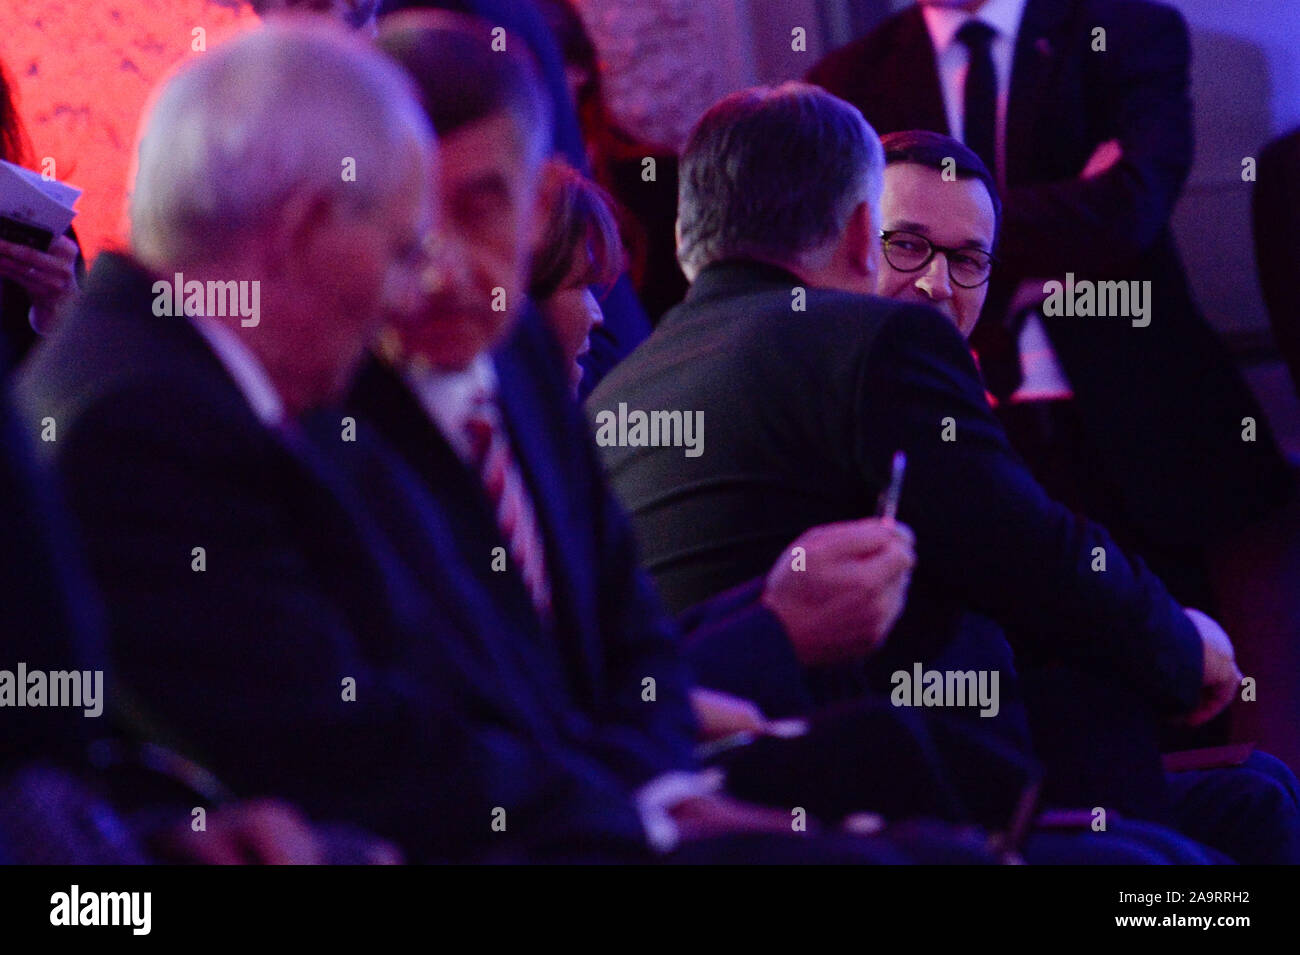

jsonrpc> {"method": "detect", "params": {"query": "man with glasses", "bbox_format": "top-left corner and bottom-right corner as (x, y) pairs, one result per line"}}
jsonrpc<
(876, 130), (998, 340)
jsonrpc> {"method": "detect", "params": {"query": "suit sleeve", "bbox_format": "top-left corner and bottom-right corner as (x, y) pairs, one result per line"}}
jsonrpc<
(998, 3), (1193, 274)
(575, 414), (702, 785)
(677, 578), (815, 718)
(1254, 132), (1300, 399)
(857, 305), (1203, 714)
(53, 385), (646, 861)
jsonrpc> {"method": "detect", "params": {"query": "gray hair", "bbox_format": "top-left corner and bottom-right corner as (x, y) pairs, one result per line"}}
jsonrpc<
(130, 18), (433, 266)
(676, 82), (884, 279)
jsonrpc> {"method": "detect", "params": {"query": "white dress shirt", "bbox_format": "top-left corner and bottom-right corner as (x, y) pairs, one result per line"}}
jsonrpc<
(403, 354), (499, 466)
(921, 0), (1073, 402)
(190, 316), (286, 427)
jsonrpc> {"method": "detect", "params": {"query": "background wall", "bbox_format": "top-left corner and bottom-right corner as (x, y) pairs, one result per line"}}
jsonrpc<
(1, 0), (251, 259)
(584, 0), (1300, 347)
(4, 0), (1298, 350)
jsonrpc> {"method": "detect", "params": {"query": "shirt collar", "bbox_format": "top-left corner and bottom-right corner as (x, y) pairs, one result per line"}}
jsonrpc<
(404, 352), (497, 430)
(922, 0), (1029, 52)
(189, 315), (286, 428)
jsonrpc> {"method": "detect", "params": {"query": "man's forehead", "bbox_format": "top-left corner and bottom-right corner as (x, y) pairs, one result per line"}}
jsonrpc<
(882, 165), (996, 246)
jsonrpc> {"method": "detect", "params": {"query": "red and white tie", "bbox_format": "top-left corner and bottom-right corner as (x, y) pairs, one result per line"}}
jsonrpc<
(462, 388), (552, 618)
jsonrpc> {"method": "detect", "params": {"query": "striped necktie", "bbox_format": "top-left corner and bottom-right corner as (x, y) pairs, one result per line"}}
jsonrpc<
(462, 388), (552, 618)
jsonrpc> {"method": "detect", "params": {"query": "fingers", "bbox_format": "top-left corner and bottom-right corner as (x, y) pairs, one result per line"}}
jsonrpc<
(229, 800), (323, 865)
(690, 686), (767, 738)
(795, 517), (915, 560)
(0, 236), (80, 305)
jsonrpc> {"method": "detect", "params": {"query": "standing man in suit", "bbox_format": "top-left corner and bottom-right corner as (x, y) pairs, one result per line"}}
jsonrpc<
(808, 0), (1292, 613)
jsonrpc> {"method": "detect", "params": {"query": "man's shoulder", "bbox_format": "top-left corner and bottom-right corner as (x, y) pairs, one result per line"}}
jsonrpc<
(679, 283), (943, 348)
(1072, 0), (1187, 34)
(15, 312), (267, 478)
(591, 285), (961, 408)
(808, 5), (922, 83)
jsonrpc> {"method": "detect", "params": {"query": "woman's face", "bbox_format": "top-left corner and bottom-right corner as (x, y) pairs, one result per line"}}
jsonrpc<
(539, 257), (604, 393)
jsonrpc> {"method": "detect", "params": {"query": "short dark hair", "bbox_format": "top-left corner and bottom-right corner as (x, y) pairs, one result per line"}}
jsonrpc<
(879, 129), (1002, 243)
(677, 83), (883, 277)
(377, 10), (553, 167)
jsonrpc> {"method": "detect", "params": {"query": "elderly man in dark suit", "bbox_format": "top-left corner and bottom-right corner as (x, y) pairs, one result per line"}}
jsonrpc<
(807, 0), (1292, 614)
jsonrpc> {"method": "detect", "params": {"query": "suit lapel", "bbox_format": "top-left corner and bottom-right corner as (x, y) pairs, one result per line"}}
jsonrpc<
(297, 408), (559, 732)
(888, 7), (950, 136)
(1005, 0), (1074, 187)
(493, 340), (603, 702)
(358, 359), (546, 636)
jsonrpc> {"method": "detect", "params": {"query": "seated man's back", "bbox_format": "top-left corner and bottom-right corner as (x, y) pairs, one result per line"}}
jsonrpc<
(589, 85), (1207, 722)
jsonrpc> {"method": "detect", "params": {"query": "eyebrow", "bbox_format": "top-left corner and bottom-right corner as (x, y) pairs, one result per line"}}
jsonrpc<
(888, 220), (992, 251)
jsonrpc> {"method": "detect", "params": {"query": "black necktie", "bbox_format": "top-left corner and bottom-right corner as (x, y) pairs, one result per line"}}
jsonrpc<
(957, 20), (998, 178)
(958, 20), (1020, 398)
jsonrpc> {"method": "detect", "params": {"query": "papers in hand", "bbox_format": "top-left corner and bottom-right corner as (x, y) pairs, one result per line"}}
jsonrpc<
(0, 158), (81, 250)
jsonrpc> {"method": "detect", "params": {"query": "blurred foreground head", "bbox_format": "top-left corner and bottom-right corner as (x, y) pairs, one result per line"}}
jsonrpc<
(129, 18), (435, 413)
(377, 10), (553, 371)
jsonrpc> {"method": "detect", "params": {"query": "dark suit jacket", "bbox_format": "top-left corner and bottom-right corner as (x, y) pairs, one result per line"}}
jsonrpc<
(808, 0), (1291, 549)
(13, 252), (655, 862)
(588, 258), (1204, 716)
(345, 312), (698, 789)
(0, 385), (106, 773)
(1254, 127), (1300, 401)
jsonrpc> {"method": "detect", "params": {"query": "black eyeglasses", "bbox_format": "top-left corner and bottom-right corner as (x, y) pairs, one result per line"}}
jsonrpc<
(880, 230), (995, 288)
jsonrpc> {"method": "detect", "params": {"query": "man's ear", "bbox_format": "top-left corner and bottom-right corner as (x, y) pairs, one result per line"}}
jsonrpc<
(267, 188), (336, 279)
(674, 217), (698, 282)
(841, 200), (880, 279)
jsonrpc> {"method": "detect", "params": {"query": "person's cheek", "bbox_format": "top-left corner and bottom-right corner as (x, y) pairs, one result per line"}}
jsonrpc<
(875, 267), (903, 300)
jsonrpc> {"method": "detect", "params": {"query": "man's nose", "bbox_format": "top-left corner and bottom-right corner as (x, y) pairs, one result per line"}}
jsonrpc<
(914, 254), (954, 301)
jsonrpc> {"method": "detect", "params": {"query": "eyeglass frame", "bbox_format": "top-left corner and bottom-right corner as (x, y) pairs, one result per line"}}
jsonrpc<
(879, 229), (996, 288)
